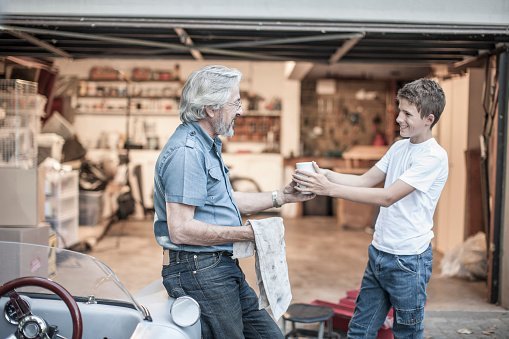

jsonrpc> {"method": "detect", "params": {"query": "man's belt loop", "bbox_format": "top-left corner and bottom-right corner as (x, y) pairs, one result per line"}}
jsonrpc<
(162, 249), (170, 266)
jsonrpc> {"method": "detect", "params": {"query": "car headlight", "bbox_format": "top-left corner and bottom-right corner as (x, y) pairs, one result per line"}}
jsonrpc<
(170, 296), (200, 327)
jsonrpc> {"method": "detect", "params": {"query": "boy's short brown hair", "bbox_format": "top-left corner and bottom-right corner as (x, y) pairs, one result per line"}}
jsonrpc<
(397, 79), (446, 128)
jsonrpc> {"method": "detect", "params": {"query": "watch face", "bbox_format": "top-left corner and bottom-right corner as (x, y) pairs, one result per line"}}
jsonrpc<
(4, 297), (30, 325)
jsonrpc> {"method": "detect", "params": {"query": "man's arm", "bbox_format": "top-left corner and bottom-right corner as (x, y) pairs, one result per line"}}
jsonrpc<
(233, 191), (274, 214)
(233, 181), (315, 214)
(167, 202), (254, 246)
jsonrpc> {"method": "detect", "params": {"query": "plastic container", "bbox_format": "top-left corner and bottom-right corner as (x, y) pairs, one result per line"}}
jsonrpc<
(79, 190), (103, 226)
(48, 215), (78, 249)
(37, 133), (65, 162)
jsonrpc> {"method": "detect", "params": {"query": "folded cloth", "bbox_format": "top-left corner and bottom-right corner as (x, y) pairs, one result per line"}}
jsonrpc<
(233, 217), (292, 320)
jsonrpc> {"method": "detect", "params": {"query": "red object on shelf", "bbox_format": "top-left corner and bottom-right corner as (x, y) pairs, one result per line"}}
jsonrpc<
(311, 289), (394, 339)
(89, 66), (120, 80)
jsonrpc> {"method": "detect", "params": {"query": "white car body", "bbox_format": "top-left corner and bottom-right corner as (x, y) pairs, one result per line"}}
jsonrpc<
(0, 241), (201, 339)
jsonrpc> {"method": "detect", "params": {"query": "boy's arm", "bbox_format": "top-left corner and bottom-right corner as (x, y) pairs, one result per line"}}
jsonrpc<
(322, 179), (415, 207)
(293, 166), (415, 207)
(324, 165), (386, 187)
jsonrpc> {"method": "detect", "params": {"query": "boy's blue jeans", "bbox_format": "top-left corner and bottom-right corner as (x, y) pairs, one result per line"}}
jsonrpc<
(162, 250), (283, 339)
(348, 244), (433, 339)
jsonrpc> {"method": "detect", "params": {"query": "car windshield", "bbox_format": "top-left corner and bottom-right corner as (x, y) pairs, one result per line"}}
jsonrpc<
(0, 240), (144, 315)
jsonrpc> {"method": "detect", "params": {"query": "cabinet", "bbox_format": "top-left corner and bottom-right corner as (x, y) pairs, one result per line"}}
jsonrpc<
(45, 170), (79, 248)
(76, 79), (182, 116)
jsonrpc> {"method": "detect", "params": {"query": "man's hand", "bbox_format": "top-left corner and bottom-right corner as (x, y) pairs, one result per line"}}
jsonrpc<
(279, 180), (316, 204)
(292, 162), (332, 196)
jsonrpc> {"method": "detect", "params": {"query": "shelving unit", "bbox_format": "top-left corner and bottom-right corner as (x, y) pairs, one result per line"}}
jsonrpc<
(0, 80), (45, 229)
(300, 79), (390, 156)
(229, 114), (281, 149)
(73, 70), (284, 150)
(44, 170), (79, 248)
(0, 80), (40, 170)
(243, 110), (281, 117)
(76, 79), (181, 116)
(0, 127), (36, 167)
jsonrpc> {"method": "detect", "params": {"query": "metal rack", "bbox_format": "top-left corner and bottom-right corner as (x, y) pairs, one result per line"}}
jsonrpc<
(0, 79), (39, 169)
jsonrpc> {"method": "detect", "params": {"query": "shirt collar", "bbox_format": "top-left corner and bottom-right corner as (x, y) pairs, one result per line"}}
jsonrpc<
(189, 121), (222, 151)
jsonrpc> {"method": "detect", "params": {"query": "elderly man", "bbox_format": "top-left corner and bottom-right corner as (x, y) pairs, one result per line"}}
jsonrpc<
(153, 65), (313, 339)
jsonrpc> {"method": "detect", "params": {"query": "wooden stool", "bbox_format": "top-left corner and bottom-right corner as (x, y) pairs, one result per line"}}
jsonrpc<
(282, 303), (340, 338)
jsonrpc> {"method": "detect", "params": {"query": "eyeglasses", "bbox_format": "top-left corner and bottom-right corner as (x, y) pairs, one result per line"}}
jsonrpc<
(225, 99), (242, 111)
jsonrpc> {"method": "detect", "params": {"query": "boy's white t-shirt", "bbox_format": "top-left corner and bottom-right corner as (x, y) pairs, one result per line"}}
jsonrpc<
(373, 138), (448, 255)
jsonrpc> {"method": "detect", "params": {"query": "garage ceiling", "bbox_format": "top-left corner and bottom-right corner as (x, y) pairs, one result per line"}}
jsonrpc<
(0, 15), (508, 78)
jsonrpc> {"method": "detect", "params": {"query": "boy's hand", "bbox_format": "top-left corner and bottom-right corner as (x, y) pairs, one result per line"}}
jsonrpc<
(292, 161), (332, 196)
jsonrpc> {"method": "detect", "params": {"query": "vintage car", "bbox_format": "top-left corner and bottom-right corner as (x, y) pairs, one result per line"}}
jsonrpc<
(0, 240), (201, 339)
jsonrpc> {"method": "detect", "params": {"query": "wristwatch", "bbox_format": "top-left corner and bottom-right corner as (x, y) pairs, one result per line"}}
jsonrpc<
(272, 190), (282, 208)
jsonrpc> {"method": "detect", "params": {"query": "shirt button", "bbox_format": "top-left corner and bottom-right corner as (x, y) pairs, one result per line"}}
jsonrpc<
(190, 131), (196, 136)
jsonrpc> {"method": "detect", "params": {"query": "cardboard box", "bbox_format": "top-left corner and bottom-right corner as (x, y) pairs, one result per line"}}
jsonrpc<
(0, 167), (45, 227)
(0, 225), (50, 283)
(0, 224), (49, 245)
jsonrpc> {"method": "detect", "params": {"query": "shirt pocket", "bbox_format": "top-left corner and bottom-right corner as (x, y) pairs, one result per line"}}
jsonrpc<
(207, 166), (224, 201)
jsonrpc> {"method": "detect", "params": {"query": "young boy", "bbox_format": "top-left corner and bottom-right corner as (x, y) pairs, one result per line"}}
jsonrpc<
(293, 78), (448, 338)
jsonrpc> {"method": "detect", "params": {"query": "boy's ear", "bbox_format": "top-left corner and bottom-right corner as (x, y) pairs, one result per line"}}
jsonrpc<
(425, 113), (435, 126)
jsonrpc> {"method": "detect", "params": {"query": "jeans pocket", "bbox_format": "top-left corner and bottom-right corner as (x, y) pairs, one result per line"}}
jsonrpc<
(194, 253), (222, 273)
(162, 272), (186, 298)
(395, 306), (424, 325)
(423, 258), (433, 284)
(395, 255), (418, 275)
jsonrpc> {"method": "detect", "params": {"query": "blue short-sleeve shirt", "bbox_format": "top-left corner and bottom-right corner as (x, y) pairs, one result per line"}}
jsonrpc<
(153, 122), (242, 252)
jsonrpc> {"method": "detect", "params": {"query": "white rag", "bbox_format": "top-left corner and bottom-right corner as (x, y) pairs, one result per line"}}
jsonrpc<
(232, 217), (292, 320)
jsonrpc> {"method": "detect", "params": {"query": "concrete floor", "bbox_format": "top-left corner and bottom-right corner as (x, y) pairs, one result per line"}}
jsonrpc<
(82, 216), (508, 337)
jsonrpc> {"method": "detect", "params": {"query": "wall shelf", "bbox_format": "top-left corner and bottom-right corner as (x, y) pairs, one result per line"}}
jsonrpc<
(78, 95), (180, 99)
(81, 79), (181, 83)
(243, 110), (281, 117)
(76, 78), (181, 116)
(75, 69), (283, 150)
(76, 111), (178, 117)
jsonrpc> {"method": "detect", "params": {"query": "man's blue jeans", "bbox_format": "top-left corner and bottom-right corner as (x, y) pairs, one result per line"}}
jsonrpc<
(348, 244), (433, 339)
(162, 250), (283, 339)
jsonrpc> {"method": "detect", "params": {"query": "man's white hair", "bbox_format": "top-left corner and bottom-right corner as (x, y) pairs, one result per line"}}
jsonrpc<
(179, 65), (242, 123)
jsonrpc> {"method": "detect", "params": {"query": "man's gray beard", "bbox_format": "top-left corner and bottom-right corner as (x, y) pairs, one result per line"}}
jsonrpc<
(214, 116), (235, 137)
(223, 124), (234, 137)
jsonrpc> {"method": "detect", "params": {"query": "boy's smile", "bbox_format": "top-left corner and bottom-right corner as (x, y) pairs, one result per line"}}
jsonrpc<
(396, 98), (434, 144)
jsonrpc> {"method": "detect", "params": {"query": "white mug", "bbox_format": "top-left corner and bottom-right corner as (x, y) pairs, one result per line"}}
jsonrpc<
(295, 161), (316, 194)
